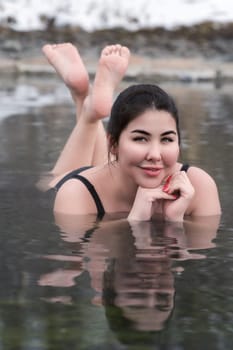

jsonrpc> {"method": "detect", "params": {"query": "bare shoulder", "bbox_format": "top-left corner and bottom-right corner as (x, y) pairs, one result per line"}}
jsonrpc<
(186, 166), (221, 216)
(48, 166), (97, 189)
(187, 166), (217, 186)
(54, 178), (98, 215)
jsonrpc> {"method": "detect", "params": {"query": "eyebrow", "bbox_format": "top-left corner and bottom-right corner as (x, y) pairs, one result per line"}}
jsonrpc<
(131, 129), (177, 136)
(131, 129), (150, 135)
(161, 130), (177, 136)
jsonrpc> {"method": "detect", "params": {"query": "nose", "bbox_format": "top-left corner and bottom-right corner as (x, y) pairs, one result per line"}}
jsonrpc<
(146, 143), (162, 162)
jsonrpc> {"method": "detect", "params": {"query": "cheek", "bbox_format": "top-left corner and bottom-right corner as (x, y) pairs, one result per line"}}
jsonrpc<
(163, 145), (180, 165)
(118, 142), (145, 164)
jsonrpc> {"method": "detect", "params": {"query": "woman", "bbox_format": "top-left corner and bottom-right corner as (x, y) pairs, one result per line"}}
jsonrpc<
(43, 43), (221, 222)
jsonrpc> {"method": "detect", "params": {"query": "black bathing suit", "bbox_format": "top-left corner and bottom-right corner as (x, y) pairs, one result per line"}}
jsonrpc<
(55, 166), (105, 218)
(55, 163), (190, 218)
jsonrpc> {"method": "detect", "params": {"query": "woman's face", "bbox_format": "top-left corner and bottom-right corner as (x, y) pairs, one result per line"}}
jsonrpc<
(115, 109), (180, 188)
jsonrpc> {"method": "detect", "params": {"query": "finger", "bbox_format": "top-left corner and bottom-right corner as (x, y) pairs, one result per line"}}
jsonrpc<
(162, 175), (173, 192)
(156, 191), (177, 201)
(163, 171), (187, 193)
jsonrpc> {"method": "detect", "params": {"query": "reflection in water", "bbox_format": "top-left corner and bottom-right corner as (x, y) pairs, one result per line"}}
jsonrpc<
(103, 222), (176, 333)
(39, 214), (220, 337)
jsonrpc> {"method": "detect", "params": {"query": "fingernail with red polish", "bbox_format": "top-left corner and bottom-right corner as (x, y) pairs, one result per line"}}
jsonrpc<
(163, 175), (172, 192)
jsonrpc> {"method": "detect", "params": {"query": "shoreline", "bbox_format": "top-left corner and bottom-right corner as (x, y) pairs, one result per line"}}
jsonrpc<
(1, 54), (233, 85)
(1, 25), (233, 84)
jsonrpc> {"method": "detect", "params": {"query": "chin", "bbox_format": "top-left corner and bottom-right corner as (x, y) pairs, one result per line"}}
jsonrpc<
(137, 177), (163, 189)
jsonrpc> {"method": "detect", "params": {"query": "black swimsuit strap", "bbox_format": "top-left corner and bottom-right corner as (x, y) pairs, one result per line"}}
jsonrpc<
(180, 163), (190, 172)
(73, 174), (105, 218)
(54, 166), (105, 218)
(55, 166), (93, 191)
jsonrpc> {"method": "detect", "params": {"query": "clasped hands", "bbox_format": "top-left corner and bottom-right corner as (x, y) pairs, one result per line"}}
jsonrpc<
(128, 171), (195, 222)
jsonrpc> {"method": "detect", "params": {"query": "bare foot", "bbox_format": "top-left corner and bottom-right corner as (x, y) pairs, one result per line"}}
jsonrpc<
(42, 43), (89, 103)
(87, 44), (131, 121)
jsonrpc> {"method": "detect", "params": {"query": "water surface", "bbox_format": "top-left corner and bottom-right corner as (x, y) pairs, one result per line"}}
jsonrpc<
(0, 76), (232, 349)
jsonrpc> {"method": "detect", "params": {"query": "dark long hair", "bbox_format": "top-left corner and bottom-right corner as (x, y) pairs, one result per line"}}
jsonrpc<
(107, 84), (181, 150)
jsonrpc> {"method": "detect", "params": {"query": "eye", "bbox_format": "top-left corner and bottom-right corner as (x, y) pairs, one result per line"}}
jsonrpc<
(133, 136), (148, 142)
(161, 137), (174, 143)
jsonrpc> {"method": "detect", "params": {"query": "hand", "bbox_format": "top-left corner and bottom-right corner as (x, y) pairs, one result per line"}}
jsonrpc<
(128, 185), (176, 221)
(162, 171), (195, 221)
(128, 171), (195, 222)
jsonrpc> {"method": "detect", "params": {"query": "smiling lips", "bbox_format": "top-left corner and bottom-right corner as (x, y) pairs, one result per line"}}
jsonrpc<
(140, 166), (163, 177)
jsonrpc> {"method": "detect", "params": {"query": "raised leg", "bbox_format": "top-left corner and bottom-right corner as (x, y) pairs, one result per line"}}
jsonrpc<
(43, 43), (130, 182)
(86, 44), (131, 121)
(87, 44), (131, 165)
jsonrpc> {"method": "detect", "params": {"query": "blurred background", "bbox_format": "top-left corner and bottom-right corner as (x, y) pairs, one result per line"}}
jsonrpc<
(0, 0), (233, 79)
